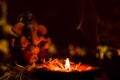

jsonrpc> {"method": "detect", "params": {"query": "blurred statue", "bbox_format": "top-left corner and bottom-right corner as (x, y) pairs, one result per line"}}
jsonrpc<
(11, 11), (51, 66)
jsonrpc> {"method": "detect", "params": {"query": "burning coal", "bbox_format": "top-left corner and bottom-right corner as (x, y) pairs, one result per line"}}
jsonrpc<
(35, 58), (98, 72)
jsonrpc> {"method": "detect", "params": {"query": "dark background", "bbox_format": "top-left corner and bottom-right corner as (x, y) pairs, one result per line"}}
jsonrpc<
(0, 0), (119, 79)
(7, 0), (120, 49)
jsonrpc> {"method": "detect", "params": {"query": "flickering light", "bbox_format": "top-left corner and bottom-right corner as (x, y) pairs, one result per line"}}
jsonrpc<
(65, 58), (70, 70)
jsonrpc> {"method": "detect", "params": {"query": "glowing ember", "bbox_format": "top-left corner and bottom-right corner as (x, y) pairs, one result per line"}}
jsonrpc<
(35, 58), (99, 72)
(65, 58), (70, 70)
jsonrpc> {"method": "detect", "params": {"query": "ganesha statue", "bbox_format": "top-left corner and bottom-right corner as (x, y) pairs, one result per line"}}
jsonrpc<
(11, 12), (51, 66)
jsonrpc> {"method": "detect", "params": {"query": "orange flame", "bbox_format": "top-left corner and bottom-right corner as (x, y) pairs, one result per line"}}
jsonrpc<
(65, 58), (70, 70)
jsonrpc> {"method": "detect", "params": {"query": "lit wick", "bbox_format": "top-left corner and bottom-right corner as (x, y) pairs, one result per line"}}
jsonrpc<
(65, 58), (70, 70)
